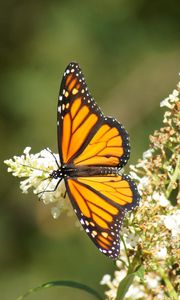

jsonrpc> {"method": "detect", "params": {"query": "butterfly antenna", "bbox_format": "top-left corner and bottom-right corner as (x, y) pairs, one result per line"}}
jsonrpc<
(45, 148), (60, 169)
(19, 163), (49, 174)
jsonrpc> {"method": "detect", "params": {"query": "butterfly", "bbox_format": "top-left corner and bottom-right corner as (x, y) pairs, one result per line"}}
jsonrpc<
(51, 62), (140, 259)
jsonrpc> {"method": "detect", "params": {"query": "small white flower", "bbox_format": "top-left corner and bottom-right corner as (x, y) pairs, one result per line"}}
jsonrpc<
(129, 171), (141, 181)
(125, 284), (146, 299)
(112, 278), (120, 288)
(136, 160), (147, 168)
(143, 149), (154, 159)
(20, 178), (32, 194)
(164, 164), (173, 173)
(160, 97), (172, 108)
(160, 89), (179, 108)
(169, 89), (179, 101)
(156, 290), (166, 300)
(163, 111), (171, 124)
(23, 146), (31, 155)
(124, 232), (140, 249)
(138, 176), (150, 192)
(100, 274), (111, 286)
(145, 273), (160, 289)
(114, 270), (126, 283)
(152, 191), (169, 207)
(155, 246), (167, 260)
(116, 260), (123, 269)
(105, 289), (117, 300)
(158, 196), (169, 207)
(147, 195), (152, 201)
(162, 210), (180, 237)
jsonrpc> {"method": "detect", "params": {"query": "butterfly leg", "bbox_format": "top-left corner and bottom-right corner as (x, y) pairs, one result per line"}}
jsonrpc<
(63, 190), (67, 199)
(37, 178), (63, 200)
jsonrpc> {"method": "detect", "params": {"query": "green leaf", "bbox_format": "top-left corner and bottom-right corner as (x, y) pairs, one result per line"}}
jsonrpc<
(116, 273), (135, 300)
(136, 265), (145, 281)
(16, 280), (103, 300)
(116, 265), (144, 300)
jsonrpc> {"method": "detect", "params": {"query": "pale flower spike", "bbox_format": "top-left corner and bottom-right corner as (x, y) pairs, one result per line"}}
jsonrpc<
(100, 79), (180, 299)
(4, 78), (180, 300)
(4, 147), (73, 219)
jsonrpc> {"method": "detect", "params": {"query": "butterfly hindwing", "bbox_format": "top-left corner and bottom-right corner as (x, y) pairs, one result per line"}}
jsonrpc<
(65, 174), (140, 259)
(57, 62), (130, 169)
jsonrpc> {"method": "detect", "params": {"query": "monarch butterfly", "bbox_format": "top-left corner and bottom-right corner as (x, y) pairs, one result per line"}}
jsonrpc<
(51, 62), (140, 259)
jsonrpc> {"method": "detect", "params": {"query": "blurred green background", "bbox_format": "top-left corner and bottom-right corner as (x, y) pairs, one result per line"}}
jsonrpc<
(1, 0), (180, 299)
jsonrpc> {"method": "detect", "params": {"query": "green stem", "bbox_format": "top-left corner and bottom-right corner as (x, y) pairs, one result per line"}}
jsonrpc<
(118, 258), (129, 269)
(120, 235), (130, 266)
(166, 155), (180, 199)
(157, 267), (178, 300)
(127, 250), (141, 275)
(16, 280), (103, 300)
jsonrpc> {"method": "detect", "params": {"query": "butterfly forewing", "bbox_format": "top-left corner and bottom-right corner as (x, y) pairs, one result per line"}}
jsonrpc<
(57, 62), (130, 169)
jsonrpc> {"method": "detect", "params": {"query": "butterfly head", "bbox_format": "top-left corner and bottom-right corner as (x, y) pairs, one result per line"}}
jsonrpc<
(50, 169), (63, 179)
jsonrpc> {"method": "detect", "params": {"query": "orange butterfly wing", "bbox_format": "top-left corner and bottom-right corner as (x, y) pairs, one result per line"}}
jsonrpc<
(65, 175), (139, 259)
(57, 62), (130, 168)
(56, 62), (140, 258)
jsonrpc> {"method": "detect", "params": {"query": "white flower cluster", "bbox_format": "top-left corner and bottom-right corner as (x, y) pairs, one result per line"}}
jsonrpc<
(160, 88), (179, 109)
(152, 191), (169, 207)
(120, 226), (140, 250)
(161, 210), (180, 238)
(4, 147), (73, 219)
(100, 258), (174, 300)
(130, 174), (179, 260)
(100, 260), (149, 300)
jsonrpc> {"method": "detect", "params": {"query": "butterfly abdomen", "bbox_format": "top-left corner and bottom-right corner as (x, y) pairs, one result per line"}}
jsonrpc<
(63, 166), (118, 177)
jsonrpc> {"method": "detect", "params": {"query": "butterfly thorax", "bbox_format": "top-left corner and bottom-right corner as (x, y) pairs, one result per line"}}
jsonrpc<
(51, 166), (118, 179)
